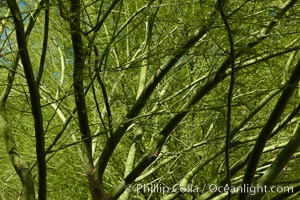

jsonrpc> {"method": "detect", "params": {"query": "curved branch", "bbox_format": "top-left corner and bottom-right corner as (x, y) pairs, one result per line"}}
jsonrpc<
(218, 1), (235, 198)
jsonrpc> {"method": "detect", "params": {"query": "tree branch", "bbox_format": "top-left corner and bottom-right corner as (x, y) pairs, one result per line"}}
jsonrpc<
(69, 0), (94, 173)
(238, 58), (300, 200)
(36, 0), (49, 86)
(0, 109), (35, 200)
(7, 0), (46, 199)
(218, 1), (235, 199)
(252, 118), (300, 199)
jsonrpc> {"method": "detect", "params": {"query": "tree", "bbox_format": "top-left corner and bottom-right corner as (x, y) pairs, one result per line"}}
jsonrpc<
(1, 0), (300, 199)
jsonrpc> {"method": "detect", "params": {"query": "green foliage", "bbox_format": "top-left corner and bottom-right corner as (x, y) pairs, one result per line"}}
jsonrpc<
(0, 0), (300, 199)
